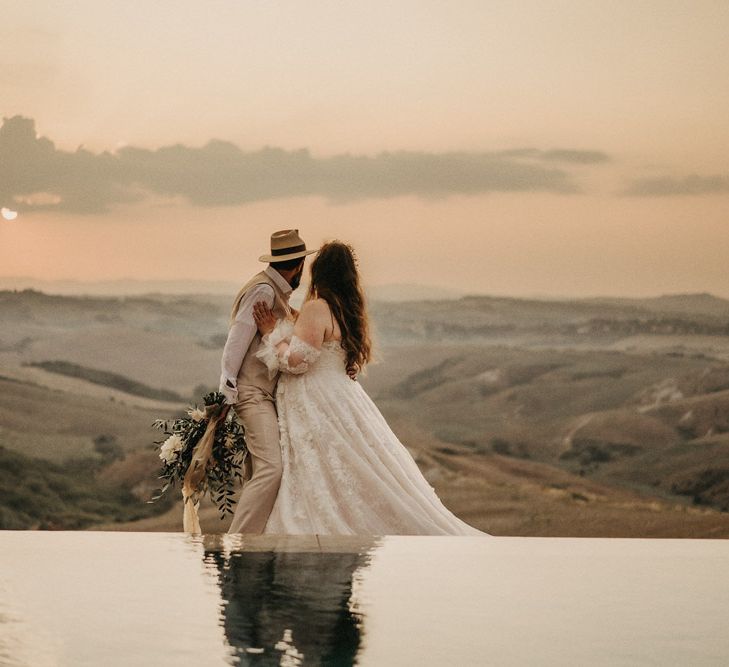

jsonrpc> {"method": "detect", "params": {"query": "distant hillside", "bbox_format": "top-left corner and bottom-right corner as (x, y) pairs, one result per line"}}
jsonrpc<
(0, 288), (229, 329)
(4, 287), (729, 400)
(26, 360), (185, 402)
(0, 276), (243, 296)
(5, 287), (729, 536)
(370, 343), (729, 513)
(371, 291), (729, 345)
(0, 277), (464, 301)
(584, 293), (729, 319)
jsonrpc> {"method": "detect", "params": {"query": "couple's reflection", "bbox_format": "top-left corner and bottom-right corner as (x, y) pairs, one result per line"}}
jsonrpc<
(203, 538), (377, 666)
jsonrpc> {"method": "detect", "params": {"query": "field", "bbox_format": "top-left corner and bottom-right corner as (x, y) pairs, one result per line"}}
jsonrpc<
(3, 287), (729, 536)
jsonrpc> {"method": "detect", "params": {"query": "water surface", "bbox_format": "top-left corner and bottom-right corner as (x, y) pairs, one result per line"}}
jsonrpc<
(1, 531), (728, 665)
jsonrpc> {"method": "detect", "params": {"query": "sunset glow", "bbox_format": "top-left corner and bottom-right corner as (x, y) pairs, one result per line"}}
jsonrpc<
(2, 1), (728, 297)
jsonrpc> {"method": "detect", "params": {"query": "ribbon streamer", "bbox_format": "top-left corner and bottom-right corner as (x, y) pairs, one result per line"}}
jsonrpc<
(181, 402), (230, 533)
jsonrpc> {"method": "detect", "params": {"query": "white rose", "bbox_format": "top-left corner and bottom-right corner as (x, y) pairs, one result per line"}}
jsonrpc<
(159, 434), (184, 464)
(186, 407), (206, 422)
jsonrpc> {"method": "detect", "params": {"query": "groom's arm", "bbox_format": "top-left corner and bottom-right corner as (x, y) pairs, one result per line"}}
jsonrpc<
(219, 283), (275, 404)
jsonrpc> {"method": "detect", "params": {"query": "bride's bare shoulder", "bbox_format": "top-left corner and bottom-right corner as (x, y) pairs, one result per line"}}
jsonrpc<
(299, 297), (341, 343)
(301, 297), (331, 317)
(296, 298), (331, 327)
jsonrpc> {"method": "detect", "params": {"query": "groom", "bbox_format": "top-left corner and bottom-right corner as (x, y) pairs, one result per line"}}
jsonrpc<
(219, 229), (316, 534)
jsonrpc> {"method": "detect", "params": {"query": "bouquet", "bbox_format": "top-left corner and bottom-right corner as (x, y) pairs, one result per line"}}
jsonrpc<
(150, 391), (247, 533)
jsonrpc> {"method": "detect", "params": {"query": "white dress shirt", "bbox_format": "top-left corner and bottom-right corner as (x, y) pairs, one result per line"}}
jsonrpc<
(219, 266), (293, 403)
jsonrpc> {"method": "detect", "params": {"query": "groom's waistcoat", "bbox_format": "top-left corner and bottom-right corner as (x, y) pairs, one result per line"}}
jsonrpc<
(229, 270), (292, 395)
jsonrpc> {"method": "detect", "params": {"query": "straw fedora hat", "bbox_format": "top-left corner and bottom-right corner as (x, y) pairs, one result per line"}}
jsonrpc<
(258, 229), (317, 263)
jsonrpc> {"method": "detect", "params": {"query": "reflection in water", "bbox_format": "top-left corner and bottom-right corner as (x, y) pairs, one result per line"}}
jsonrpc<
(203, 543), (376, 665)
(3, 533), (728, 666)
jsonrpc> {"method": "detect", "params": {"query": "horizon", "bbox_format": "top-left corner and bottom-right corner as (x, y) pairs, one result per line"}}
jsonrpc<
(2, 273), (728, 304)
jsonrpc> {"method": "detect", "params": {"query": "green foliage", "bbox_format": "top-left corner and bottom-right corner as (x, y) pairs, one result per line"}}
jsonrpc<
(151, 391), (247, 519)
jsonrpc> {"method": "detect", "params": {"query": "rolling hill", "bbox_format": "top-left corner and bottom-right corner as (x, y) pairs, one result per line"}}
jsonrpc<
(3, 287), (729, 535)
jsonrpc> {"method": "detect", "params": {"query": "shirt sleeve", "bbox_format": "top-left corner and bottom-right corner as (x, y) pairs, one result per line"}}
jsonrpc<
(219, 283), (275, 403)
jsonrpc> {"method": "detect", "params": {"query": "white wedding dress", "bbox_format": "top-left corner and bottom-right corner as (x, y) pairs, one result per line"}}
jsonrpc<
(256, 319), (490, 536)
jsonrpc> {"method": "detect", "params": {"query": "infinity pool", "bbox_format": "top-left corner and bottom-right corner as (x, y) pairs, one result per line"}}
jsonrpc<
(1, 532), (728, 666)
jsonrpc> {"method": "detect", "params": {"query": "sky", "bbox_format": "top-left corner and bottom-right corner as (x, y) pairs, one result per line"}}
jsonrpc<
(1, 0), (728, 298)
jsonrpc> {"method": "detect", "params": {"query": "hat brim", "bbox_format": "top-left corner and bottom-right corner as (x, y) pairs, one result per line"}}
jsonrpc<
(258, 248), (317, 263)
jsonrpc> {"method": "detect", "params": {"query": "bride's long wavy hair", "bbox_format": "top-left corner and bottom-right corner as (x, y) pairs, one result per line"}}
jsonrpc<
(306, 241), (372, 375)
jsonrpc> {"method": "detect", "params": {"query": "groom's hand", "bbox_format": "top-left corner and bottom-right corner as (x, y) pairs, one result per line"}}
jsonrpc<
(253, 301), (277, 335)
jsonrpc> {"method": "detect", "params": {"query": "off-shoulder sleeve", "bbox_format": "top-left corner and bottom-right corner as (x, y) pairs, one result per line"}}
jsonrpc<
(255, 319), (322, 377)
(280, 335), (322, 375)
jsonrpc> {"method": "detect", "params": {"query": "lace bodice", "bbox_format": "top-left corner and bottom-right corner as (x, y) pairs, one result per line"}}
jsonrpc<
(313, 339), (348, 373)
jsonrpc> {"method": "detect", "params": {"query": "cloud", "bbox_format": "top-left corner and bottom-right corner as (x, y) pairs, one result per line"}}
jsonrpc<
(0, 116), (141, 214)
(496, 148), (610, 164)
(1, 115), (608, 215)
(621, 174), (729, 197)
(540, 149), (610, 164)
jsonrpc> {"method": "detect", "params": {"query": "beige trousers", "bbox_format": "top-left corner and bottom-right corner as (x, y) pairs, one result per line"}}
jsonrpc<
(227, 385), (283, 534)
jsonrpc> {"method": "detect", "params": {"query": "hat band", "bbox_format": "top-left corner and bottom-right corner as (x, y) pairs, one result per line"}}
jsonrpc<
(271, 243), (306, 256)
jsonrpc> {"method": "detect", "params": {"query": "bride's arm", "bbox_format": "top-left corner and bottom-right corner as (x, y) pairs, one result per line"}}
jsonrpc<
(254, 299), (327, 374)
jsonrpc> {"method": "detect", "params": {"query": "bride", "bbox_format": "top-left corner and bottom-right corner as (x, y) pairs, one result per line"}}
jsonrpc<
(252, 241), (490, 536)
